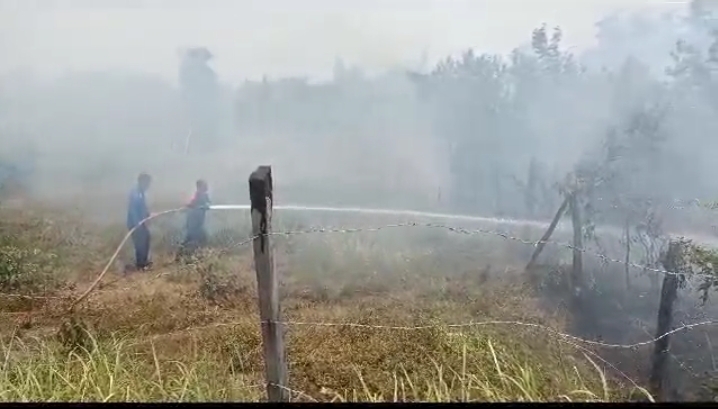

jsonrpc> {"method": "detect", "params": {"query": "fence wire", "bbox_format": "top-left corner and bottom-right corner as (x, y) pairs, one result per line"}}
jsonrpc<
(128, 316), (718, 352)
(0, 218), (713, 304)
(2, 207), (718, 401)
(227, 222), (705, 278)
(122, 314), (712, 401)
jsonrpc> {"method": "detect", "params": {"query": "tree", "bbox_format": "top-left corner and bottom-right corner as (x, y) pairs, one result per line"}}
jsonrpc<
(179, 47), (220, 153)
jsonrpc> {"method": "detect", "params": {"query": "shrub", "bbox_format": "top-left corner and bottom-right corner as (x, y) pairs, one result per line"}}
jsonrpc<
(0, 245), (60, 293)
(195, 251), (248, 305)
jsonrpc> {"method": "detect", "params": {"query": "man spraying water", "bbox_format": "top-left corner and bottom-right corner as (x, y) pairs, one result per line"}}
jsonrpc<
(177, 179), (211, 260)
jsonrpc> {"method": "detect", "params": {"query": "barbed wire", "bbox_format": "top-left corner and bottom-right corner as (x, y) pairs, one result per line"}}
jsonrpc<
(275, 319), (718, 350)
(3, 205), (716, 307)
(219, 381), (317, 403)
(0, 293), (67, 300)
(113, 313), (710, 399)
(623, 327), (703, 399)
(628, 316), (704, 381)
(590, 197), (718, 212)
(2, 204), (716, 401)
(226, 222), (707, 279)
(0, 218), (711, 304)
(269, 382), (319, 403)
(114, 312), (715, 401)
(127, 316), (718, 351)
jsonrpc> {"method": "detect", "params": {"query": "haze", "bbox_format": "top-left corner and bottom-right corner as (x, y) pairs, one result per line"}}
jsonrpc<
(7, 0), (718, 400)
(1, 0), (683, 82)
(0, 0), (714, 231)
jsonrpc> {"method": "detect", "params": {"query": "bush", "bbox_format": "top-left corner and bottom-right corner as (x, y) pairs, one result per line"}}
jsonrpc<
(0, 245), (60, 293)
(195, 251), (249, 305)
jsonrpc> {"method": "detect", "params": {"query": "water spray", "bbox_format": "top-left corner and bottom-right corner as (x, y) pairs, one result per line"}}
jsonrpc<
(71, 202), (718, 312)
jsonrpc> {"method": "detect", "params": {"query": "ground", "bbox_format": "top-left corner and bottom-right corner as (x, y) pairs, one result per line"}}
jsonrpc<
(0, 200), (655, 402)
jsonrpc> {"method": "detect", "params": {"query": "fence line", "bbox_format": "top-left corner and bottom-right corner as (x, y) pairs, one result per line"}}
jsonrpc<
(278, 319), (718, 350)
(0, 293), (67, 300)
(126, 316), (718, 351)
(5, 182), (718, 401)
(225, 222), (703, 278)
(5, 199), (718, 306)
(587, 197), (717, 212)
(114, 314), (712, 400)
(0, 218), (711, 304)
(622, 314), (704, 382)
(123, 315), (714, 402)
(232, 166), (718, 402)
(268, 383), (319, 402)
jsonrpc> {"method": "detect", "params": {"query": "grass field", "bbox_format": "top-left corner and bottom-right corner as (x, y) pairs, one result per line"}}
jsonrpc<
(0, 200), (657, 402)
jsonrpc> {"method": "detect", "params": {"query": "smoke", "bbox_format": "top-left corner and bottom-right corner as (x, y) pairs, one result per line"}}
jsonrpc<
(0, 1), (711, 217)
(5, 0), (718, 399)
(0, 1), (713, 217)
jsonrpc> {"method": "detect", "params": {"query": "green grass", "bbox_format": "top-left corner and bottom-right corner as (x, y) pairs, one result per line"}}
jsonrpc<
(0, 326), (638, 402)
(0, 203), (653, 402)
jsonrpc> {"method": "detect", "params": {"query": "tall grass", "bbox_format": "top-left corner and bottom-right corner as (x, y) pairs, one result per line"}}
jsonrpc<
(0, 327), (640, 402)
(0, 204), (655, 402)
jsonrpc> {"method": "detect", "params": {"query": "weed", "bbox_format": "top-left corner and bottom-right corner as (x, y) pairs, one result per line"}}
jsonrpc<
(0, 245), (60, 294)
(196, 251), (249, 305)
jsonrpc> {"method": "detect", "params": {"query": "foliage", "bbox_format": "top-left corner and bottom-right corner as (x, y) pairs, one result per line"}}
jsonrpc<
(658, 2), (718, 302)
(194, 251), (247, 305)
(0, 245), (58, 293)
(684, 242), (718, 304)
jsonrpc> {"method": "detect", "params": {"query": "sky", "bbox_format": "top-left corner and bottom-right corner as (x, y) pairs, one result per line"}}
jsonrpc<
(0, 0), (687, 84)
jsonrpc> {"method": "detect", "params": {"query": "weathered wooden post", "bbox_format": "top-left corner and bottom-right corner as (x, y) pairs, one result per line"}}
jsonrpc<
(649, 240), (682, 401)
(249, 165), (289, 402)
(525, 196), (570, 272)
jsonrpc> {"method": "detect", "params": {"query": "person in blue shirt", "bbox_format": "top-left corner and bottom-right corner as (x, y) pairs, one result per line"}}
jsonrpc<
(126, 172), (153, 271)
(177, 179), (211, 261)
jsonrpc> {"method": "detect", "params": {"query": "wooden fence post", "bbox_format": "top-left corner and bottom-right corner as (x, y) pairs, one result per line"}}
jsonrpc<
(649, 241), (681, 401)
(249, 166), (289, 402)
(525, 196), (570, 272)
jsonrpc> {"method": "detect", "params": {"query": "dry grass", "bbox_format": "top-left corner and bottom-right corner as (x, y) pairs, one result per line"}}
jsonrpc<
(0, 202), (652, 402)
